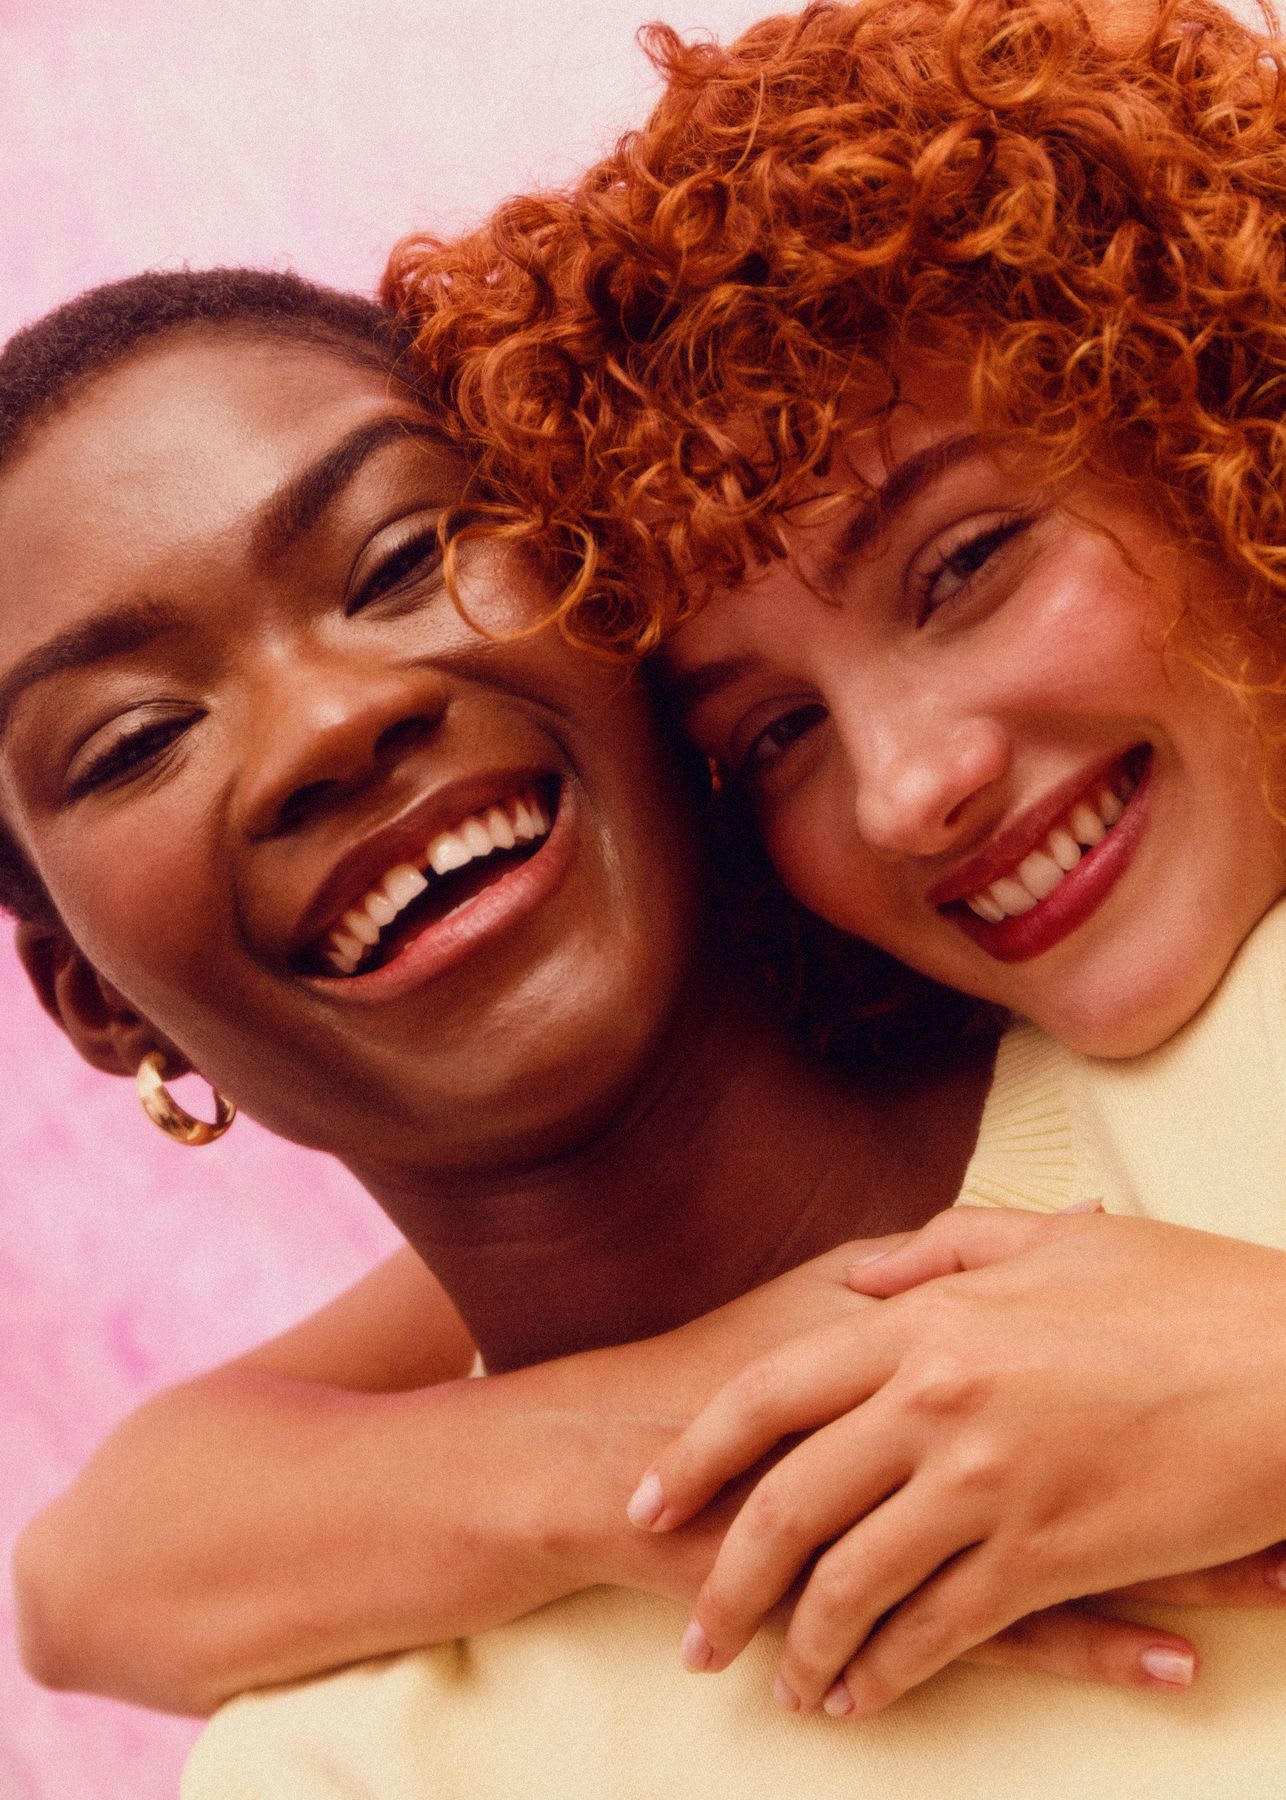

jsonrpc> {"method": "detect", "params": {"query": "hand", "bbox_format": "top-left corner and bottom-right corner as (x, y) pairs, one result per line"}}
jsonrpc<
(626, 1210), (1286, 1716)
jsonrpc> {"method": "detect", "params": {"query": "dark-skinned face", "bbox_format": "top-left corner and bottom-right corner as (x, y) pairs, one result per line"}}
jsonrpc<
(0, 330), (705, 1174)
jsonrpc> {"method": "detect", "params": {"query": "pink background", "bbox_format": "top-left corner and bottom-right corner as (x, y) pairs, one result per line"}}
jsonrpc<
(0, 2), (764, 1794)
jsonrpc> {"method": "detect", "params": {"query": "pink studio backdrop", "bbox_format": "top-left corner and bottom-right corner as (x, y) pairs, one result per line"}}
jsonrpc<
(0, 2), (764, 1795)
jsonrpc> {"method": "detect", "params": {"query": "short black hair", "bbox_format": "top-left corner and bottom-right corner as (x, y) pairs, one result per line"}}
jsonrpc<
(0, 266), (417, 924)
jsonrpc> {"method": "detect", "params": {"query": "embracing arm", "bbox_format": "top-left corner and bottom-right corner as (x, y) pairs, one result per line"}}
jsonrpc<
(12, 1232), (1213, 1716)
(14, 1241), (817, 1714)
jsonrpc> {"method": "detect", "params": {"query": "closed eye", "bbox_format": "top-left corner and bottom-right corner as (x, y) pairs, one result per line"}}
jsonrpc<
(347, 526), (444, 615)
(67, 712), (194, 799)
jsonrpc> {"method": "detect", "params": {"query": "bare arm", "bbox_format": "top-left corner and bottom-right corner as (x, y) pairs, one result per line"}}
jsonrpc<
(12, 1238), (1209, 1716)
(12, 1244), (738, 1715)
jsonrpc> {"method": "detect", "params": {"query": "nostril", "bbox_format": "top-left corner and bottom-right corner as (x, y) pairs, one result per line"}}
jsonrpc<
(374, 715), (438, 762)
(276, 778), (341, 835)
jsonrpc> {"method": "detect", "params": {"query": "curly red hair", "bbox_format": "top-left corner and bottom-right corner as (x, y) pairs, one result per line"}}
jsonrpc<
(388, 0), (1286, 740)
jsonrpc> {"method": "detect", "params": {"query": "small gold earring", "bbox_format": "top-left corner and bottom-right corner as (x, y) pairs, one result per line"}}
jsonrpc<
(136, 1050), (236, 1146)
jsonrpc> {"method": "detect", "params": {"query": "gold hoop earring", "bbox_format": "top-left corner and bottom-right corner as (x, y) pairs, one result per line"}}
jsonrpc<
(136, 1051), (236, 1146)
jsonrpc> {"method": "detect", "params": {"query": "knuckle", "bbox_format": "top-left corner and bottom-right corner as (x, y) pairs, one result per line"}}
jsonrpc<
(741, 1474), (807, 1551)
(902, 1351), (987, 1419)
(728, 1356), (783, 1430)
(806, 1549), (864, 1626)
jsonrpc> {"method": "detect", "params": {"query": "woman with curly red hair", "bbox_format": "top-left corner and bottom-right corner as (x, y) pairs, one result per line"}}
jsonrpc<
(380, 0), (1286, 1750)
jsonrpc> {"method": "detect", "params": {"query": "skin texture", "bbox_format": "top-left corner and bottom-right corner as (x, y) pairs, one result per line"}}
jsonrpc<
(638, 365), (1286, 1715)
(3, 329), (1266, 1719)
(667, 366), (1286, 1060)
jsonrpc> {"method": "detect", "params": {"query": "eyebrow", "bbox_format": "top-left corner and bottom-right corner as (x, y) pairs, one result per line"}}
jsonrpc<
(819, 431), (986, 578)
(664, 654), (764, 715)
(251, 415), (446, 561)
(0, 414), (447, 743)
(667, 432), (989, 719)
(0, 594), (183, 743)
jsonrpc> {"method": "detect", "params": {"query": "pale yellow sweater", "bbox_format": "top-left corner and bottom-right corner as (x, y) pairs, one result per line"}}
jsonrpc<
(183, 902), (1286, 1800)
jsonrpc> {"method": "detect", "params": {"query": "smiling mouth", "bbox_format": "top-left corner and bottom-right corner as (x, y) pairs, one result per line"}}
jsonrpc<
(940, 746), (1152, 961)
(308, 782), (557, 978)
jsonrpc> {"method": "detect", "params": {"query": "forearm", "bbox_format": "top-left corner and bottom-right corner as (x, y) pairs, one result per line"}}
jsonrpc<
(13, 1244), (863, 1714)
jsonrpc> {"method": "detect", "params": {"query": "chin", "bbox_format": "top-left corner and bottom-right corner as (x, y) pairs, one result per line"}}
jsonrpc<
(1022, 954), (1232, 1060)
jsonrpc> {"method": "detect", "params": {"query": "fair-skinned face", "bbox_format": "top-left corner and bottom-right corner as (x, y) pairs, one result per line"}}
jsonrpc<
(666, 367), (1286, 1057)
(0, 329), (705, 1176)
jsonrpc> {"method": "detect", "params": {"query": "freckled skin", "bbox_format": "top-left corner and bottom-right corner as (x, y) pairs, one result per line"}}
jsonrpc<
(668, 365), (1286, 1057)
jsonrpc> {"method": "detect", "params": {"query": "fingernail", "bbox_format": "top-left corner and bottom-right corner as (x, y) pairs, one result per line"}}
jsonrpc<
(822, 1679), (854, 1717)
(853, 1248), (892, 1266)
(626, 1471), (664, 1529)
(772, 1675), (800, 1710)
(1057, 1197), (1105, 1214)
(680, 1621), (714, 1672)
(1141, 1646), (1196, 1687)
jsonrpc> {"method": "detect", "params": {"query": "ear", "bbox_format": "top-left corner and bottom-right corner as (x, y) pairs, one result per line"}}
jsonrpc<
(13, 920), (189, 1081)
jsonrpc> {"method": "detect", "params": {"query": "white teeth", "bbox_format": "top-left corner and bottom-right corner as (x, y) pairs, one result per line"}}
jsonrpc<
(383, 864), (429, 909)
(990, 876), (1037, 916)
(343, 908), (381, 946)
(428, 831), (472, 876)
(1069, 802), (1106, 847)
(461, 818), (494, 859)
(960, 762), (1140, 924)
(1016, 849), (1064, 901)
(1047, 827), (1081, 871)
(967, 892), (1006, 924)
(318, 788), (554, 975)
(485, 806), (517, 851)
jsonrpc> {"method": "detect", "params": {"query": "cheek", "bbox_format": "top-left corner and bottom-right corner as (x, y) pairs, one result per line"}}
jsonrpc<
(757, 779), (879, 938)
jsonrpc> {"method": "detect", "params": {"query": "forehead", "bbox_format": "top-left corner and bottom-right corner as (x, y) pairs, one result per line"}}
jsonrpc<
(0, 331), (459, 662)
(0, 329), (433, 543)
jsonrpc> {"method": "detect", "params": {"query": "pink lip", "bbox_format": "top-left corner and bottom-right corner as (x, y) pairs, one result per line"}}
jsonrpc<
(291, 767), (557, 957)
(948, 752), (1153, 963)
(300, 778), (574, 1003)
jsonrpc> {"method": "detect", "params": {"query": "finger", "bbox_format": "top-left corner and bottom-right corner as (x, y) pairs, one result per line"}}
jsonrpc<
(959, 1605), (1199, 1693)
(773, 1483), (976, 1710)
(1109, 1547), (1286, 1608)
(681, 1408), (912, 1675)
(846, 1204), (1102, 1298)
(628, 1317), (899, 1532)
(820, 1555), (1193, 1721)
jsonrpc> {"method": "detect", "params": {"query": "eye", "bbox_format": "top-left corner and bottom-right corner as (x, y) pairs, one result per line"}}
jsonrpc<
(739, 702), (828, 779)
(67, 712), (194, 800)
(347, 525), (444, 615)
(913, 510), (1036, 623)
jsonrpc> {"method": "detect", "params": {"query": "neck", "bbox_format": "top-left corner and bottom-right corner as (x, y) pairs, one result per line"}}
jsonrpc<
(350, 966), (991, 1371)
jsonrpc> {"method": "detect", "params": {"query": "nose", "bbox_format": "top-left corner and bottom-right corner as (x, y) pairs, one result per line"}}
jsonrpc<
(237, 648), (451, 839)
(836, 697), (1010, 861)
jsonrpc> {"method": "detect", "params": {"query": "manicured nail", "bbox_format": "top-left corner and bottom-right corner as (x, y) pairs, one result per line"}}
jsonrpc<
(822, 1679), (854, 1717)
(680, 1621), (714, 1672)
(627, 1471), (664, 1529)
(772, 1675), (799, 1710)
(1141, 1646), (1195, 1687)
